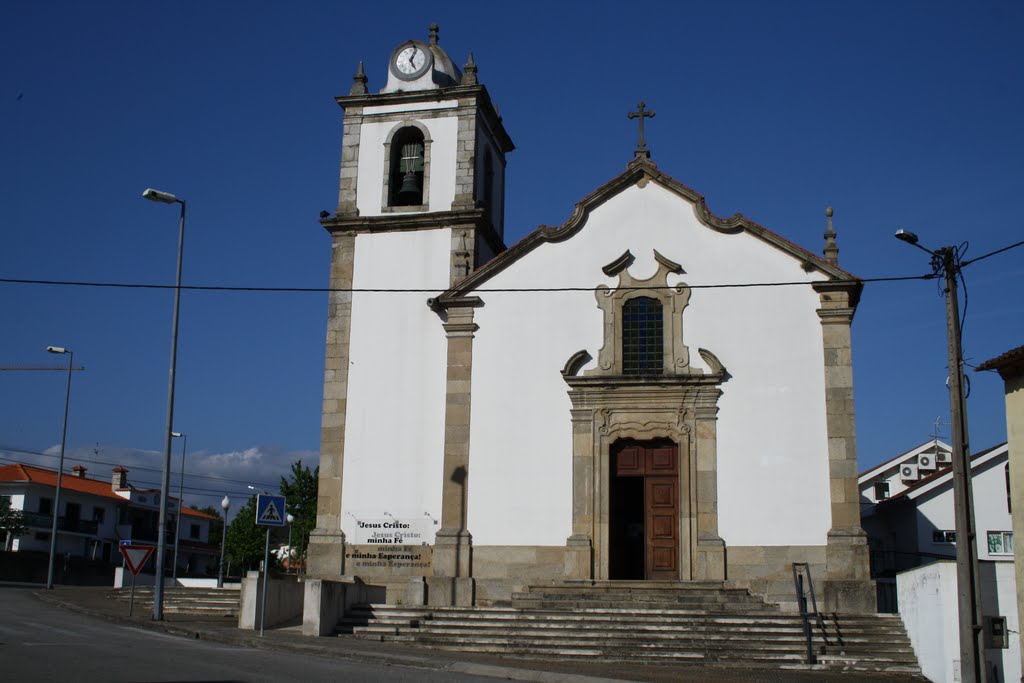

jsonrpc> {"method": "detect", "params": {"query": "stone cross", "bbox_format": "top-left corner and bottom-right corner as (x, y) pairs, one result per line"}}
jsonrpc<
(628, 101), (655, 157)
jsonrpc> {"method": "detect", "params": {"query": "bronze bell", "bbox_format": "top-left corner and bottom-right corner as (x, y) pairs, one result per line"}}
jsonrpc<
(397, 170), (421, 203)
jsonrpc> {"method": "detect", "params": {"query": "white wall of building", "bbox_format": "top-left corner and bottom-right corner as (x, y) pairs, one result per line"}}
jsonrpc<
(340, 229), (451, 540)
(897, 561), (961, 683)
(468, 182), (832, 546)
(914, 454), (1013, 562)
(898, 560), (1020, 683)
(356, 101), (459, 216)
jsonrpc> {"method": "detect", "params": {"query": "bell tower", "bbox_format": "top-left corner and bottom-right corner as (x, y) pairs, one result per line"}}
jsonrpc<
(325, 23), (513, 277)
(307, 25), (514, 580)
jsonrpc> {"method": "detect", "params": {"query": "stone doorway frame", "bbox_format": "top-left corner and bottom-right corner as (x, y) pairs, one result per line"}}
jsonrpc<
(561, 375), (726, 582)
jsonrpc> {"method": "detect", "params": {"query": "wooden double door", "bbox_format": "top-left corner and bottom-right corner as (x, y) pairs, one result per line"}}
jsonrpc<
(609, 439), (679, 580)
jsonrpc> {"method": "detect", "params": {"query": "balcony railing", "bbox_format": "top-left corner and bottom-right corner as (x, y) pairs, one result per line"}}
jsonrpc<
(22, 512), (98, 535)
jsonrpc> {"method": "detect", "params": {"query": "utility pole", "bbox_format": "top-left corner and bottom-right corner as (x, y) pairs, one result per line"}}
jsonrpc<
(939, 245), (986, 683)
(896, 230), (986, 683)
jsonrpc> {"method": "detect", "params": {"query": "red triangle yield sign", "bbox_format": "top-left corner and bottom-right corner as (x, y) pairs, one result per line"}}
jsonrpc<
(120, 545), (155, 576)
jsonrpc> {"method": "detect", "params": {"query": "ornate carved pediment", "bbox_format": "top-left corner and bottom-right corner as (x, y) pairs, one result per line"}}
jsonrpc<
(585, 251), (728, 379)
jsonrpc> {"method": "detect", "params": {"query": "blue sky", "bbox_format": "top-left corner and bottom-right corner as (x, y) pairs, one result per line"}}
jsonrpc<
(2, 1), (1022, 511)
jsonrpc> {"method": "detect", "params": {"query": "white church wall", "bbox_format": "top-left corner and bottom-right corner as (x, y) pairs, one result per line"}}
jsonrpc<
(355, 103), (459, 216)
(340, 229), (451, 541)
(468, 182), (832, 547)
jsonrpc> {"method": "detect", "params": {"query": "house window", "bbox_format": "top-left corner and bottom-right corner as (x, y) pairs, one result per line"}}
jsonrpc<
(39, 497), (52, 515)
(92, 507), (105, 524)
(988, 531), (1013, 555)
(622, 297), (663, 375)
(873, 482), (890, 501)
(932, 530), (956, 544)
(388, 127), (425, 206)
(190, 524), (200, 540)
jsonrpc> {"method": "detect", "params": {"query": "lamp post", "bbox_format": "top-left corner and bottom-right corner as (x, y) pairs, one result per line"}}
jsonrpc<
(218, 495), (230, 588)
(286, 513), (295, 573)
(143, 187), (186, 621)
(895, 229), (985, 683)
(170, 431), (187, 582)
(45, 346), (74, 590)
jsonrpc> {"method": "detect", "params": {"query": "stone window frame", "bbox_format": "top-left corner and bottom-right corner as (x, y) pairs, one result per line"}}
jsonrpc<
(590, 250), (693, 377)
(381, 120), (432, 213)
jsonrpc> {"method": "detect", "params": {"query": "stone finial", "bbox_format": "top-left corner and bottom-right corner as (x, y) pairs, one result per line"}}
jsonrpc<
(823, 206), (839, 264)
(461, 52), (478, 85)
(429, 23), (439, 46)
(349, 61), (368, 95)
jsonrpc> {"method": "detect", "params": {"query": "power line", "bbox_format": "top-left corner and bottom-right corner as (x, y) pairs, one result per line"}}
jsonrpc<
(960, 239), (1024, 267)
(0, 273), (933, 293)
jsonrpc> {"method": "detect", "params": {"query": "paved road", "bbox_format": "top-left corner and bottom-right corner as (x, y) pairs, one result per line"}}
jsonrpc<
(0, 587), (496, 682)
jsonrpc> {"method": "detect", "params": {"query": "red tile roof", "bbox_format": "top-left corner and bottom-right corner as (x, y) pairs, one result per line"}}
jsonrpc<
(181, 505), (219, 521)
(0, 464), (220, 517)
(0, 463), (123, 500)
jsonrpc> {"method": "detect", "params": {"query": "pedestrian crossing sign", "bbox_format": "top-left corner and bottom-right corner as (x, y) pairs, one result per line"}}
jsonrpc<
(256, 494), (287, 527)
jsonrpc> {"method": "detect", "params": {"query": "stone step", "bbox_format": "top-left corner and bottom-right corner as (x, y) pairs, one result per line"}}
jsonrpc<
(350, 622), (911, 649)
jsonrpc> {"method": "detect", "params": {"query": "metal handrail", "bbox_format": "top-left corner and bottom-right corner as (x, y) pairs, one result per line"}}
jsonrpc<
(792, 562), (834, 664)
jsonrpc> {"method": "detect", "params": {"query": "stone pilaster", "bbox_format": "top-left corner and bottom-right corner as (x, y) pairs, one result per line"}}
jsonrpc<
(695, 400), (725, 580)
(451, 101), (477, 209)
(565, 408), (596, 579)
(307, 233), (355, 577)
(814, 281), (874, 612)
(429, 303), (478, 605)
(336, 110), (363, 218)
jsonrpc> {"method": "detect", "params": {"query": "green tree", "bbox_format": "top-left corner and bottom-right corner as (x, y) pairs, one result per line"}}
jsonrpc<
(224, 495), (267, 574)
(1, 497), (28, 551)
(279, 461), (318, 568)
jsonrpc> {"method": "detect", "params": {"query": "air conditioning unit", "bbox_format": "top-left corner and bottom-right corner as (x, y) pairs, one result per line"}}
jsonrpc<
(901, 464), (920, 481)
(936, 451), (951, 463)
(918, 454), (936, 470)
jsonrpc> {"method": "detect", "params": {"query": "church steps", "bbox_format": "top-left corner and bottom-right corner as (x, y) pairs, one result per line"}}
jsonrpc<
(336, 601), (919, 672)
(348, 624), (914, 653)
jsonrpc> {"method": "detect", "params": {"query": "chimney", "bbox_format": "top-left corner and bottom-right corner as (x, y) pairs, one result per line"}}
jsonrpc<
(112, 466), (128, 490)
(71, 465), (87, 479)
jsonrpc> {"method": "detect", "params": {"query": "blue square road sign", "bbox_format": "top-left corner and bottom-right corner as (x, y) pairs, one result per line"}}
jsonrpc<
(256, 494), (287, 527)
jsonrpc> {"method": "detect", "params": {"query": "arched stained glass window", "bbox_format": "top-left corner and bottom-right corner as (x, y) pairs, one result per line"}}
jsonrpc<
(622, 296), (663, 375)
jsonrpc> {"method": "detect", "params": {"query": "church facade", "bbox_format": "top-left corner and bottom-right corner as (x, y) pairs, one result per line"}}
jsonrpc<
(306, 25), (874, 612)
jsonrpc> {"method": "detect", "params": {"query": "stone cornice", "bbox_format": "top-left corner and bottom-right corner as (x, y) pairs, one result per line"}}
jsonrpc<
(434, 156), (861, 305)
(429, 295), (483, 313)
(320, 207), (505, 255)
(812, 279), (863, 310)
(565, 373), (724, 392)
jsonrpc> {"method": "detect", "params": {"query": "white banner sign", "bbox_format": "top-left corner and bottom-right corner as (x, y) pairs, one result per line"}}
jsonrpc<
(348, 516), (435, 545)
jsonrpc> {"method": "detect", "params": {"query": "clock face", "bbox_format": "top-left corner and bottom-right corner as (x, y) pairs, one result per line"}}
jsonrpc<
(391, 42), (431, 80)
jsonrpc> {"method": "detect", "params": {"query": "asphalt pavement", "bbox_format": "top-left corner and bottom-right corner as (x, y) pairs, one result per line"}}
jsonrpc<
(23, 585), (927, 682)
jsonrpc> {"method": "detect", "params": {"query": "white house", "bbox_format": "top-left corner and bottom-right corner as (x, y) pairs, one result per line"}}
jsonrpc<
(306, 24), (873, 612)
(0, 463), (218, 578)
(859, 442), (1017, 683)
(860, 441), (1013, 577)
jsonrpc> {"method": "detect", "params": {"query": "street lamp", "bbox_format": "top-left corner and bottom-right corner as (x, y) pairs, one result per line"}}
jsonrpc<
(170, 431), (187, 583)
(45, 346), (74, 590)
(895, 229), (984, 683)
(218, 495), (230, 588)
(286, 513), (295, 573)
(143, 187), (186, 621)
